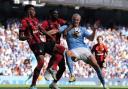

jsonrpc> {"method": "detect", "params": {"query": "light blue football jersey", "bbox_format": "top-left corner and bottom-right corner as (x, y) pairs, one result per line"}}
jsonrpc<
(59, 25), (91, 50)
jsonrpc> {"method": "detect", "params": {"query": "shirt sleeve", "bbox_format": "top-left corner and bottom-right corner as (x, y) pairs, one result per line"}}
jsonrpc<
(58, 18), (66, 25)
(59, 25), (68, 33)
(20, 19), (28, 31)
(82, 27), (92, 37)
(41, 20), (48, 31)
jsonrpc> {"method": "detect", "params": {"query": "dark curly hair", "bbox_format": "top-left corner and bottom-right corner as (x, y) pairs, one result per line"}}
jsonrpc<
(24, 4), (35, 12)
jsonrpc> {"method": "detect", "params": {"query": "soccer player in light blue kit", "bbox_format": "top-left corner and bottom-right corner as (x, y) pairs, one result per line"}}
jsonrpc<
(59, 13), (107, 89)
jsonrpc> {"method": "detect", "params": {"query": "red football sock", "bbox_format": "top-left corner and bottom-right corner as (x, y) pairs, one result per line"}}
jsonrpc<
(31, 59), (44, 86)
(32, 67), (40, 86)
(52, 53), (63, 70)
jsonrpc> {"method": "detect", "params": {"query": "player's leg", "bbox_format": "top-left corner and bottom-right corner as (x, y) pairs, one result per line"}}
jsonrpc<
(48, 53), (63, 80)
(66, 50), (79, 62)
(48, 45), (65, 80)
(44, 42), (62, 71)
(96, 60), (106, 79)
(65, 51), (76, 82)
(43, 41), (57, 80)
(87, 55), (106, 89)
(30, 55), (44, 89)
(67, 49), (106, 89)
(44, 55), (55, 80)
(46, 55), (55, 69)
(29, 44), (45, 89)
(44, 44), (65, 81)
(97, 59), (104, 69)
(49, 57), (66, 89)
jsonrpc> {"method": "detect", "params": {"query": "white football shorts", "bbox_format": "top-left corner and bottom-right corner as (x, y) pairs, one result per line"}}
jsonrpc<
(70, 47), (92, 62)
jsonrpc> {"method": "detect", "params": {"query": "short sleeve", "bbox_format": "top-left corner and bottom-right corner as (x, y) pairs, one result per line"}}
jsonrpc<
(41, 20), (49, 31)
(59, 25), (68, 33)
(82, 27), (92, 37)
(20, 19), (28, 31)
(58, 18), (66, 25)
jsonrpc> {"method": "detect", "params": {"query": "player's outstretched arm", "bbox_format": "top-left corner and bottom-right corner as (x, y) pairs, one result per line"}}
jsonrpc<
(87, 20), (100, 41)
(63, 24), (73, 39)
(38, 25), (56, 41)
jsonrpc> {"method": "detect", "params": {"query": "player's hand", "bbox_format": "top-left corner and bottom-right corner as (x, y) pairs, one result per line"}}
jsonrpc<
(93, 20), (100, 29)
(47, 29), (58, 35)
(63, 24), (73, 39)
(63, 30), (67, 39)
(69, 24), (73, 28)
(45, 31), (56, 41)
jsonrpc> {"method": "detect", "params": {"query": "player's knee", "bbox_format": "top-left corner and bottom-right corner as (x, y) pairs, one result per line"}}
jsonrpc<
(55, 45), (65, 54)
(56, 54), (63, 61)
(89, 55), (99, 66)
(89, 60), (99, 69)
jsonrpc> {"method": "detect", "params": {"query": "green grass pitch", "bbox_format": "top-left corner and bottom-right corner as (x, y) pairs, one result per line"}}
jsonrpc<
(0, 85), (128, 89)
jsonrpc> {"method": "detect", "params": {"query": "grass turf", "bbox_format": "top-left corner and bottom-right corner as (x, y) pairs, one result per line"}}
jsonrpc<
(0, 85), (128, 89)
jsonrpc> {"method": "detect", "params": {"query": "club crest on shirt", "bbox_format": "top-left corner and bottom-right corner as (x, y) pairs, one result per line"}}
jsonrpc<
(72, 27), (81, 38)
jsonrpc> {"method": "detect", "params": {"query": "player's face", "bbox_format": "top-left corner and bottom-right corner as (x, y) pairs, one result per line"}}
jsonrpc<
(51, 11), (59, 19)
(98, 37), (103, 44)
(72, 15), (81, 27)
(27, 7), (36, 17)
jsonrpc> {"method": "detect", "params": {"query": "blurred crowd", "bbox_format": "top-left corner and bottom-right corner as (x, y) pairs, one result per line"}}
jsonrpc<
(0, 18), (128, 80)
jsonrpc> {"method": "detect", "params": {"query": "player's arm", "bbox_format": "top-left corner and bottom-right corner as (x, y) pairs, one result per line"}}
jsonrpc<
(47, 29), (59, 35)
(91, 45), (95, 55)
(40, 21), (58, 41)
(19, 19), (28, 41)
(104, 45), (108, 58)
(63, 24), (73, 38)
(38, 24), (56, 41)
(85, 21), (100, 41)
(58, 25), (68, 38)
(88, 28), (96, 41)
(86, 20), (100, 41)
(43, 19), (67, 35)
(59, 18), (67, 25)
(40, 20), (58, 35)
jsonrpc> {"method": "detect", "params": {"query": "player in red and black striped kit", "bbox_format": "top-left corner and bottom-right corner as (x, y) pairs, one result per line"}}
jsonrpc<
(91, 35), (108, 69)
(41, 9), (66, 89)
(19, 5), (56, 89)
